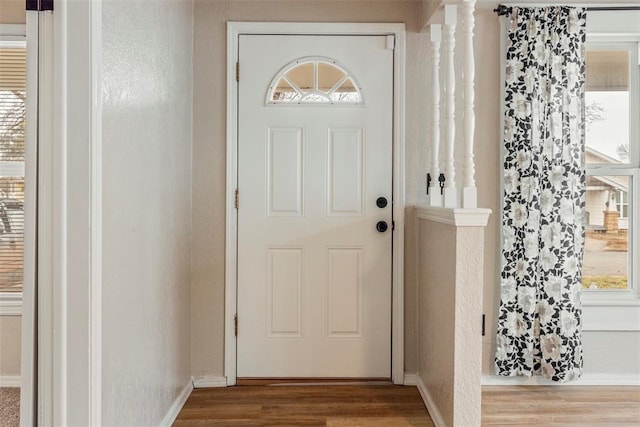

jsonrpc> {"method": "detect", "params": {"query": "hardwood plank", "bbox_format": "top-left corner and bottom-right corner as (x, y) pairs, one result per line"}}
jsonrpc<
(481, 385), (640, 426)
(174, 384), (640, 426)
(236, 378), (391, 386)
(326, 417), (433, 426)
(173, 385), (430, 426)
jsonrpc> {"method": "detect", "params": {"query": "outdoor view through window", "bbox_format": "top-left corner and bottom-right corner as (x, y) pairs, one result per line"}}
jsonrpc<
(0, 44), (25, 294)
(584, 48), (633, 291)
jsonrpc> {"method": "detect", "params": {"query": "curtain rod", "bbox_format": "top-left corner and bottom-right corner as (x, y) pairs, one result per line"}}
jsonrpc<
(494, 4), (640, 16)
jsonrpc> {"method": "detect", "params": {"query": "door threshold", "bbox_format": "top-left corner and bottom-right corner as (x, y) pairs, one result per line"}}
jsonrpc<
(237, 378), (392, 386)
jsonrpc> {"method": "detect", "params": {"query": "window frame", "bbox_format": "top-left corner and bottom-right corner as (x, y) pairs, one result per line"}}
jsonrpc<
(497, 11), (640, 332)
(582, 36), (640, 309)
(580, 11), (640, 331)
(0, 25), (26, 315)
(617, 189), (629, 219)
(265, 56), (365, 106)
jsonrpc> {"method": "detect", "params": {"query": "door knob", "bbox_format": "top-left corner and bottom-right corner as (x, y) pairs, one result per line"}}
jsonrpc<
(376, 221), (388, 233)
(376, 197), (388, 208)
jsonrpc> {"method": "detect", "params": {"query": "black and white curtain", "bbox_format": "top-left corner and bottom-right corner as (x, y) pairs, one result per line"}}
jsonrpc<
(496, 6), (586, 382)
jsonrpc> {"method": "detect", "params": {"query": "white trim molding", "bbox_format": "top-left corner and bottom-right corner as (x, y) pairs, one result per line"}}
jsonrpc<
(0, 293), (22, 316)
(0, 375), (21, 387)
(403, 372), (418, 386)
(226, 22), (406, 386)
(19, 13), (38, 427)
(0, 161), (25, 176)
(416, 375), (446, 427)
(192, 375), (228, 388)
(159, 381), (193, 427)
(582, 299), (640, 331)
(416, 205), (491, 226)
(0, 24), (26, 38)
(482, 374), (640, 386)
(89, 0), (103, 424)
(36, 2), (98, 424)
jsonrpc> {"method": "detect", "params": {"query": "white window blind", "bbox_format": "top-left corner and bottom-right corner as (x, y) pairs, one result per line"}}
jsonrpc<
(0, 44), (26, 293)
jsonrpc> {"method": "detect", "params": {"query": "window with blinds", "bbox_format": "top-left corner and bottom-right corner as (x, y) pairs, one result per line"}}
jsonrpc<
(0, 42), (26, 293)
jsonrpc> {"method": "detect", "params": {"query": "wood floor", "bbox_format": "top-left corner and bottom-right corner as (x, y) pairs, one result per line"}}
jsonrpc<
(482, 385), (640, 426)
(173, 384), (640, 426)
(173, 384), (433, 426)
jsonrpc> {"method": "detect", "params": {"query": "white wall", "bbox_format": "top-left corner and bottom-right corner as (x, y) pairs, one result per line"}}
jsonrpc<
(586, 190), (608, 226)
(100, 0), (193, 424)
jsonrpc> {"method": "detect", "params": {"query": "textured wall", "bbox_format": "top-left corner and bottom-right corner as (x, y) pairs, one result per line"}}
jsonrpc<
(453, 226), (484, 426)
(0, 316), (21, 377)
(418, 220), (456, 425)
(417, 219), (484, 426)
(192, 0), (427, 379)
(100, 0), (193, 425)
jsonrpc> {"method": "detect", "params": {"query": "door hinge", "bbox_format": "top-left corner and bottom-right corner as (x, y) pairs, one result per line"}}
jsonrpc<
(235, 189), (239, 209)
(386, 35), (395, 50)
(234, 314), (238, 337)
(236, 62), (240, 82)
(392, 220), (395, 231)
(482, 314), (486, 336)
(26, 0), (53, 11)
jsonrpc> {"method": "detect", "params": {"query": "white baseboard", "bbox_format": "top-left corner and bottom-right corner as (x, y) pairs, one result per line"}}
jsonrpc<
(403, 372), (418, 386)
(159, 380), (193, 427)
(192, 375), (228, 388)
(415, 375), (446, 427)
(482, 373), (640, 386)
(0, 375), (21, 387)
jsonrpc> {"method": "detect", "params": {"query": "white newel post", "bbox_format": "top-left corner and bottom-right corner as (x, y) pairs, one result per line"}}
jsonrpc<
(429, 24), (443, 207)
(443, 4), (458, 208)
(462, 0), (477, 208)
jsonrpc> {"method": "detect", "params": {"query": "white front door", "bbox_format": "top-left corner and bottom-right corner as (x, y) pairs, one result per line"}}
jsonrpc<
(237, 34), (394, 378)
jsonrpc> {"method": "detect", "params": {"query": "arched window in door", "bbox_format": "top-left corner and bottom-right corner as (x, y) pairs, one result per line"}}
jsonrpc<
(267, 57), (363, 105)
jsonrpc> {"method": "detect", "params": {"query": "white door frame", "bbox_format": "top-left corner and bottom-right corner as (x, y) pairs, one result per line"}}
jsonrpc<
(30, 3), (101, 425)
(225, 22), (406, 386)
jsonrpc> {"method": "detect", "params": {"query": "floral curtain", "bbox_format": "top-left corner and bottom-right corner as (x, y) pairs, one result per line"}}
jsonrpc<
(495, 6), (586, 382)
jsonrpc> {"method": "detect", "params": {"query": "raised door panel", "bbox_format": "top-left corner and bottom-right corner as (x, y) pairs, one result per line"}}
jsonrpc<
(326, 247), (364, 337)
(267, 127), (304, 216)
(327, 128), (364, 216)
(267, 247), (304, 337)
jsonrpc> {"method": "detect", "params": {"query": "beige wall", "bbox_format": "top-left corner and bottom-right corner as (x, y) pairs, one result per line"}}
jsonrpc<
(418, 0), (441, 30)
(192, 0), (426, 378)
(418, 220), (456, 425)
(0, 316), (20, 377)
(0, 0), (25, 24)
(192, 0), (640, 382)
(417, 218), (485, 426)
(473, 0), (503, 380)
